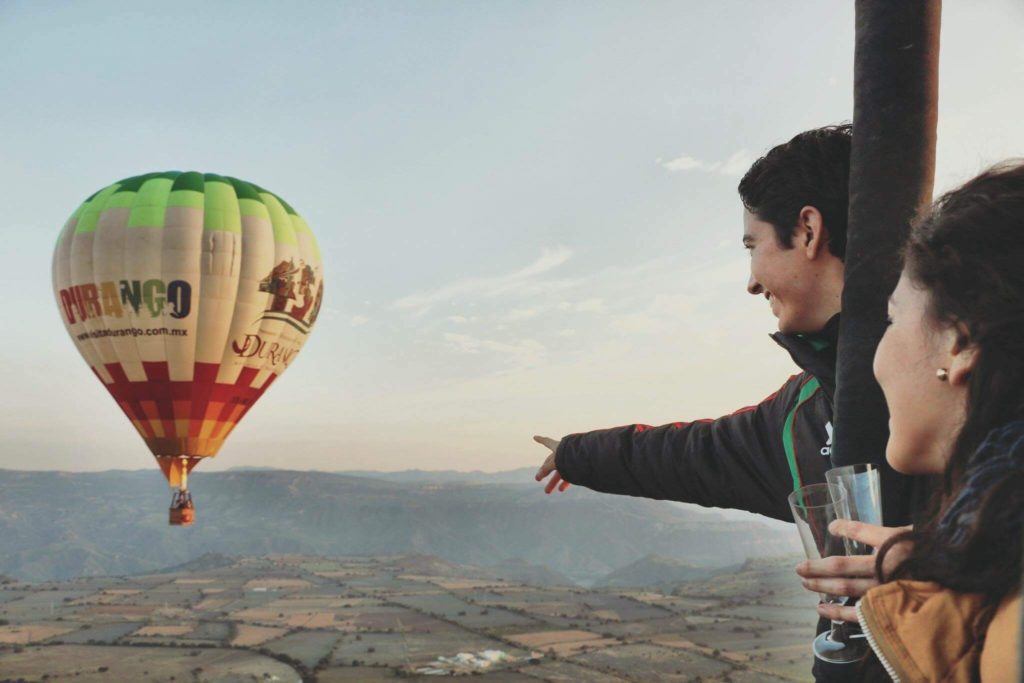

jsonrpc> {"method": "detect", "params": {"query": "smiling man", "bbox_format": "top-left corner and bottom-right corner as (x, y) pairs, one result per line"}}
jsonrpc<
(535, 123), (851, 525)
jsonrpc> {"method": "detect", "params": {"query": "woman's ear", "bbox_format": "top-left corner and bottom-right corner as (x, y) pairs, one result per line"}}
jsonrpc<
(798, 205), (830, 260)
(947, 323), (979, 387)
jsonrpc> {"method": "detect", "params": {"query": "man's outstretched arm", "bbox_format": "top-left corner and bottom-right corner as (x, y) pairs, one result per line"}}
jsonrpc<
(535, 374), (810, 522)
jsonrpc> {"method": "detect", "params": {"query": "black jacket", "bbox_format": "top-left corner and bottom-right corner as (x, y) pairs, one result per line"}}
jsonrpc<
(555, 315), (840, 522)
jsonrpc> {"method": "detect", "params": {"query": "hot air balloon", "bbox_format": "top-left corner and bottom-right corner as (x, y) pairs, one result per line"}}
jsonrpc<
(52, 172), (323, 525)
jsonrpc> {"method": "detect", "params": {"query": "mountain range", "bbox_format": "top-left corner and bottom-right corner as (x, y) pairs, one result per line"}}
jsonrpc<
(0, 468), (800, 583)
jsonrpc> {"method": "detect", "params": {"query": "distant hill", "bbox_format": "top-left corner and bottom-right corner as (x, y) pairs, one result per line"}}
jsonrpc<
(673, 554), (811, 603)
(0, 469), (800, 583)
(482, 558), (574, 587)
(594, 554), (736, 588)
(384, 553), (479, 578)
(153, 552), (237, 575)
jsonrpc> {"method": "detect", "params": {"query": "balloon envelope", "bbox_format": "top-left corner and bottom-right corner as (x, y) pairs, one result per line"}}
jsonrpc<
(52, 171), (323, 486)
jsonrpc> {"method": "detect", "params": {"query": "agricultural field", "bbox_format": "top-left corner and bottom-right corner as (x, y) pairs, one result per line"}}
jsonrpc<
(573, 642), (734, 681)
(57, 620), (144, 644)
(0, 644), (302, 682)
(0, 552), (817, 681)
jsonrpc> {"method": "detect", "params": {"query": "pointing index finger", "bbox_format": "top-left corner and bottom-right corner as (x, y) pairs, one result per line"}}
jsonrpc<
(533, 435), (560, 452)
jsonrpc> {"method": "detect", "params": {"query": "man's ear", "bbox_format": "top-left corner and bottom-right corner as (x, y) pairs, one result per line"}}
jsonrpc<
(797, 206), (829, 260)
(947, 323), (979, 387)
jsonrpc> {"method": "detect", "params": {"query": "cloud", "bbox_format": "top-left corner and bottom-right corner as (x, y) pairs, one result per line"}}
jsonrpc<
(447, 315), (468, 323)
(443, 332), (546, 365)
(658, 149), (753, 177)
(660, 155), (705, 171)
(393, 246), (574, 313)
(444, 333), (482, 354)
(574, 298), (606, 313)
(612, 312), (670, 335)
(350, 315), (369, 326)
(502, 308), (540, 322)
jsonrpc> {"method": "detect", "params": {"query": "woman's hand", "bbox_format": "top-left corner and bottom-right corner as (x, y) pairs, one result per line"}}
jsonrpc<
(795, 520), (912, 622)
(533, 435), (571, 494)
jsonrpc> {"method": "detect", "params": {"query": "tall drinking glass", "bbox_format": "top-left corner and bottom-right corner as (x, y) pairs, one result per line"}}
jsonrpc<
(788, 483), (864, 664)
(826, 463), (883, 553)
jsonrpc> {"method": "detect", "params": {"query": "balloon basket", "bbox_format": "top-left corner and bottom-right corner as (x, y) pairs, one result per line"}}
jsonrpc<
(169, 489), (195, 526)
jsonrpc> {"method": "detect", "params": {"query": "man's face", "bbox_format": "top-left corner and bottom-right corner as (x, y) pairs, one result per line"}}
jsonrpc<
(742, 209), (820, 334)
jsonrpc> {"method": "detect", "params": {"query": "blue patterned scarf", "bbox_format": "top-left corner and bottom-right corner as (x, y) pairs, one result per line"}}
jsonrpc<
(936, 419), (1024, 545)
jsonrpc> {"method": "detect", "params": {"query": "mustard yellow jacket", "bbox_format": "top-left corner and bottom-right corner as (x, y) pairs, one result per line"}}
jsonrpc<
(857, 580), (1020, 682)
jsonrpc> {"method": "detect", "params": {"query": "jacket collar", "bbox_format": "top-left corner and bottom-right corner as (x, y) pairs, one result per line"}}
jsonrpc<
(770, 313), (840, 400)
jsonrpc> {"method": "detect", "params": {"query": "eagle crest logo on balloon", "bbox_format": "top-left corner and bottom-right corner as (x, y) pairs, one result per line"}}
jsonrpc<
(257, 259), (324, 333)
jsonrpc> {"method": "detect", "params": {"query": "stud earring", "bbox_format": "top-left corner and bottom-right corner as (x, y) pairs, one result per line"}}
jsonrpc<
(936, 368), (949, 381)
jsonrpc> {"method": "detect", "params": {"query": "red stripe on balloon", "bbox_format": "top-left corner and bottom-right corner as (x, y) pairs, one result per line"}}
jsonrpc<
(95, 361), (277, 454)
(189, 363), (219, 437)
(142, 362), (177, 437)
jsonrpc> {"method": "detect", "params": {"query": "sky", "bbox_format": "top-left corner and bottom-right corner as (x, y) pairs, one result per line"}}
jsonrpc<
(3, 1), (1024, 478)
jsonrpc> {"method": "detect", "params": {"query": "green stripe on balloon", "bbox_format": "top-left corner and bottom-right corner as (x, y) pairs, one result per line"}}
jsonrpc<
(274, 194), (298, 216)
(127, 177), (175, 228)
(106, 191), (138, 209)
(250, 182), (298, 216)
(290, 214), (321, 260)
(75, 183), (122, 233)
(167, 190), (204, 209)
(172, 171), (204, 193)
(203, 172), (230, 185)
(202, 179), (241, 233)
(259, 192), (299, 246)
(238, 198), (271, 219)
(116, 172), (162, 193)
(228, 177), (261, 202)
(230, 177), (270, 220)
(70, 171), (308, 238)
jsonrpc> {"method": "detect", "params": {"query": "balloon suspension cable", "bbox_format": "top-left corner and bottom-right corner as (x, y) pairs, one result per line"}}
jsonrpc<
(179, 456), (189, 492)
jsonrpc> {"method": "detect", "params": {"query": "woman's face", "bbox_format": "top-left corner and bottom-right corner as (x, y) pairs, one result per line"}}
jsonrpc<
(873, 272), (966, 475)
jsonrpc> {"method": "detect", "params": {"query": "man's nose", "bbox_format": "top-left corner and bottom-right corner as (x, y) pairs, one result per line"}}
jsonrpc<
(747, 273), (763, 295)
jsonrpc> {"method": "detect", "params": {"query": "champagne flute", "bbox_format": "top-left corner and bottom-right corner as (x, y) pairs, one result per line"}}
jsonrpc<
(823, 464), (884, 649)
(789, 482), (864, 664)
(826, 463), (883, 553)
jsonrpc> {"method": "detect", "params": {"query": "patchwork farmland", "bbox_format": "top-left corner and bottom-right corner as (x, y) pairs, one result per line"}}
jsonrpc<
(0, 554), (817, 681)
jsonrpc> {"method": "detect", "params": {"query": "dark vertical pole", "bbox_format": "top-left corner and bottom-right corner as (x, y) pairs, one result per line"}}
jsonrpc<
(833, 1), (941, 526)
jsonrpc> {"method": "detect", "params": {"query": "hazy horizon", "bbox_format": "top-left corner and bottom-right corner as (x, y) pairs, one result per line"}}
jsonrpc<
(0, 463), (536, 474)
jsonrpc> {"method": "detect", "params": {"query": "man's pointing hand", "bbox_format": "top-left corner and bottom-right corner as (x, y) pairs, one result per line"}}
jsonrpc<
(533, 435), (571, 494)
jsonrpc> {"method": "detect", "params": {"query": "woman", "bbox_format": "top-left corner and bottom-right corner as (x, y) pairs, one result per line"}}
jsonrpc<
(797, 162), (1024, 681)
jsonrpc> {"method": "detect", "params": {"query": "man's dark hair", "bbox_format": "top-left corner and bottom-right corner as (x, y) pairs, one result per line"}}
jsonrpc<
(737, 124), (852, 259)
